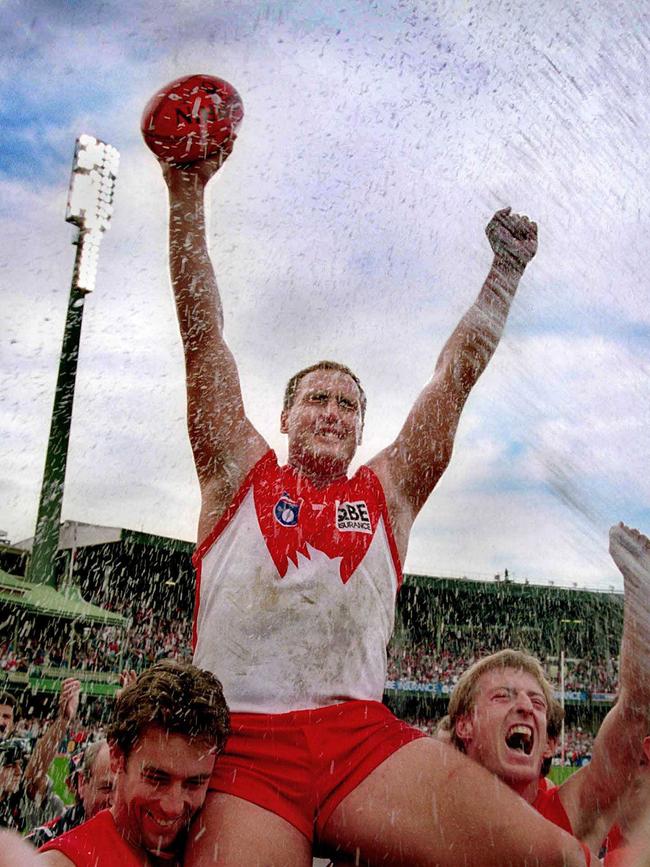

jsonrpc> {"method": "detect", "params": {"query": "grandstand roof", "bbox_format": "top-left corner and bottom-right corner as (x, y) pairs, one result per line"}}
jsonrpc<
(0, 568), (128, 626)
(14, 520), (194, 556)
(403, 572), (623, 599)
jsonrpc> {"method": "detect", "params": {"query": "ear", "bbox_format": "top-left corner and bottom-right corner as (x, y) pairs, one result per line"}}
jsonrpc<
(543, 736), (557, 760)
(643, 737), (650, 763)
(455, 715), (474, 746)
(109, 742), (126, 775)
(76, 771), (88, 799)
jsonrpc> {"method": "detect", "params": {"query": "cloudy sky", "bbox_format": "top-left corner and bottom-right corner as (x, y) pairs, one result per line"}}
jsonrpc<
(2, 0), (648, 591)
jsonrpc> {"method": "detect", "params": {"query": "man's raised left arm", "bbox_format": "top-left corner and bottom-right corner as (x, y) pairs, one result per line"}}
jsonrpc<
(369, 207), (537, 534)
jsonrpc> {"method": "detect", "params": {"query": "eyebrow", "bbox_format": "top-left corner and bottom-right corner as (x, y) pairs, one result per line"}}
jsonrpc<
(490, 686), (547, 703)
(141, 766), (211, 783)
(141, 765), (169, 776)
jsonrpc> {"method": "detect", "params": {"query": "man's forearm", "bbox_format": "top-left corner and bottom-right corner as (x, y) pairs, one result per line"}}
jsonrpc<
(24, 717), (67, 797)
(618, 627), (650, 715)
(436, 254), (525, 393)
(476, 253), (526, 330)
(609, 524), (650, 709)
(167, 173), (225, 350)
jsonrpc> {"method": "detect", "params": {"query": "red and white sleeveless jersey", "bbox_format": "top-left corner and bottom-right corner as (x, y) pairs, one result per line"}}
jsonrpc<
(193, 451), (403, 713)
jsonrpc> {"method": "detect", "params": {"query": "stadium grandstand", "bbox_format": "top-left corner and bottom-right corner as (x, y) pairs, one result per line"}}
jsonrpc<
(2, 520), (623, 758)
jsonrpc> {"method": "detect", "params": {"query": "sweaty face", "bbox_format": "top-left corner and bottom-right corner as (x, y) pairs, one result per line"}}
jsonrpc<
(0, 705), (14, 740)
(79, 742), (115, 818)
(111, 726), (215, 859)
(456, 667), (550, 796)
(281, 369), (363, 476)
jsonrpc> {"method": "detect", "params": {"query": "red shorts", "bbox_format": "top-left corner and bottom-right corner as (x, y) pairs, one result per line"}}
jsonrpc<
(209, 700), (425, 840)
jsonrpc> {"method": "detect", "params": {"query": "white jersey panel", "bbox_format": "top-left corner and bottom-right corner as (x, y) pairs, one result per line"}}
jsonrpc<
(194, 486), (398, 714)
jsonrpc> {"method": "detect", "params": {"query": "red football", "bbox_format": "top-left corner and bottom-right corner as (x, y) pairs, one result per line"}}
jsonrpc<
(141, 74), (244, 164)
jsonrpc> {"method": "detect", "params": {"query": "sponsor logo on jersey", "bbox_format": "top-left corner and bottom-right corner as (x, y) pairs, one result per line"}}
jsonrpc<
(274, 493), (301, 527)
(336, 500), (372, 534)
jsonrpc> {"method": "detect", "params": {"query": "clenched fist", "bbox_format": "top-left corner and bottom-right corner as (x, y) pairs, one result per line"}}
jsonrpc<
(486, 207), (538, 269)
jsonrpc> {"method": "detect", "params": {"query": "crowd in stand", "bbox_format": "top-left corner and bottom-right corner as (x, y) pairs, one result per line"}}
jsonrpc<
(386, 642), (620, 694)
(2, 639), (620, 697)
(561, 725), (595, 765)
(0, 609), (192, 676)
(3, 622), (620, 695)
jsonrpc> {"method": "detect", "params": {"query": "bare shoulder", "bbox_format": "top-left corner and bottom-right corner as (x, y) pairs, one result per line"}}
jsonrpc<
(197, 439), (270, 543)
(366, 448), (415, 565)
(37, 852), (75, 866)
(0, 831), (45, 866)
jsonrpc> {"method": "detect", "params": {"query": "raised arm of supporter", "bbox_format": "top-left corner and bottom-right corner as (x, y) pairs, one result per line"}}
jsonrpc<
(162, 157), (269, 540)
(23, 679), (80, 800)
(368, 208), (537, 551)
(558, 524), (650, 849)
(114, 668), (137, 700)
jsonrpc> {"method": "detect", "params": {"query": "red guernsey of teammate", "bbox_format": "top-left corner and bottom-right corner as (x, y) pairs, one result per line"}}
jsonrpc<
(448, 525), (650, 856)
(158, 141), (595, 867)
(37, 661), (229, 867)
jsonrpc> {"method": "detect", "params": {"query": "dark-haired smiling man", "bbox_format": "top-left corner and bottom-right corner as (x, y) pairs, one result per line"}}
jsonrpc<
(37, 661), (229, 867)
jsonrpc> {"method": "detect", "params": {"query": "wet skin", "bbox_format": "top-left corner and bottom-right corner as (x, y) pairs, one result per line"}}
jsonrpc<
(110, 725), (216, 860)
(456, 667), (551, 802)
(78, 742), (115, 818)
(281, 369), (364, 485)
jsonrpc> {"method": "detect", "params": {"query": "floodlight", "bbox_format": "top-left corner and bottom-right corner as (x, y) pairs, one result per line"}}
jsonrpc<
(65, 134), (119, 292)
(66, 135), (119, 232)
(26, 135), (120, 585)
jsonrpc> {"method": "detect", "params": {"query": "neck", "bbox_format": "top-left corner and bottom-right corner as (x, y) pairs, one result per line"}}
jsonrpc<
(506, 775), (540, 804)
(287, 451), (350, 487)
(110, 805), (158, 866)
(110, 805), (181, 867)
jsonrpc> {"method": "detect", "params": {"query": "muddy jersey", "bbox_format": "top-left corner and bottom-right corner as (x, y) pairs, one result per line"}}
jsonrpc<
(193, 451), (402, 713)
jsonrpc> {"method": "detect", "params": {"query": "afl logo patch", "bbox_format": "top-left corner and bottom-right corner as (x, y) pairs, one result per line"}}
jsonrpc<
(336, 500), (372, 534)
(274, 494), (301, 527)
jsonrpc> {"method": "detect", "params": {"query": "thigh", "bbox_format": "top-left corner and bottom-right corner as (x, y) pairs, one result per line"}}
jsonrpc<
(185, 792), (312, 867)
(320, 738), (584, 867)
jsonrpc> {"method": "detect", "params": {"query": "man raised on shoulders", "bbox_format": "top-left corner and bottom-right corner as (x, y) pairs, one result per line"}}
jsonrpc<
(160, 149), (595, 867)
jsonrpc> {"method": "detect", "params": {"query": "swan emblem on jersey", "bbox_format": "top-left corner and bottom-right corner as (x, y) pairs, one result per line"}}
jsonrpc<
(274, 493), (301, 527)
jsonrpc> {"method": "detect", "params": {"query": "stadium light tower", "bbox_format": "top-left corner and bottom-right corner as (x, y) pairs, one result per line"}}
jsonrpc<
(26, 135), (119, 587)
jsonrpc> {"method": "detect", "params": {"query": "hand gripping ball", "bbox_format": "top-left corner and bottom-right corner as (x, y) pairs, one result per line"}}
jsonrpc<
(141, 74), (244, 164)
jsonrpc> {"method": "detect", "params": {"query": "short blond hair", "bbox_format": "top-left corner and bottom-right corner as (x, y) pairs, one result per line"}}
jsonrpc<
(447, 649), (562, 752)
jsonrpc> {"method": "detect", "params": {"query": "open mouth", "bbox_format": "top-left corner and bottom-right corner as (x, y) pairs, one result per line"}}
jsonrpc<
(145, 810), (181, 831)
(505, 724), (534, 756)
(315, 429), (344, 440)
